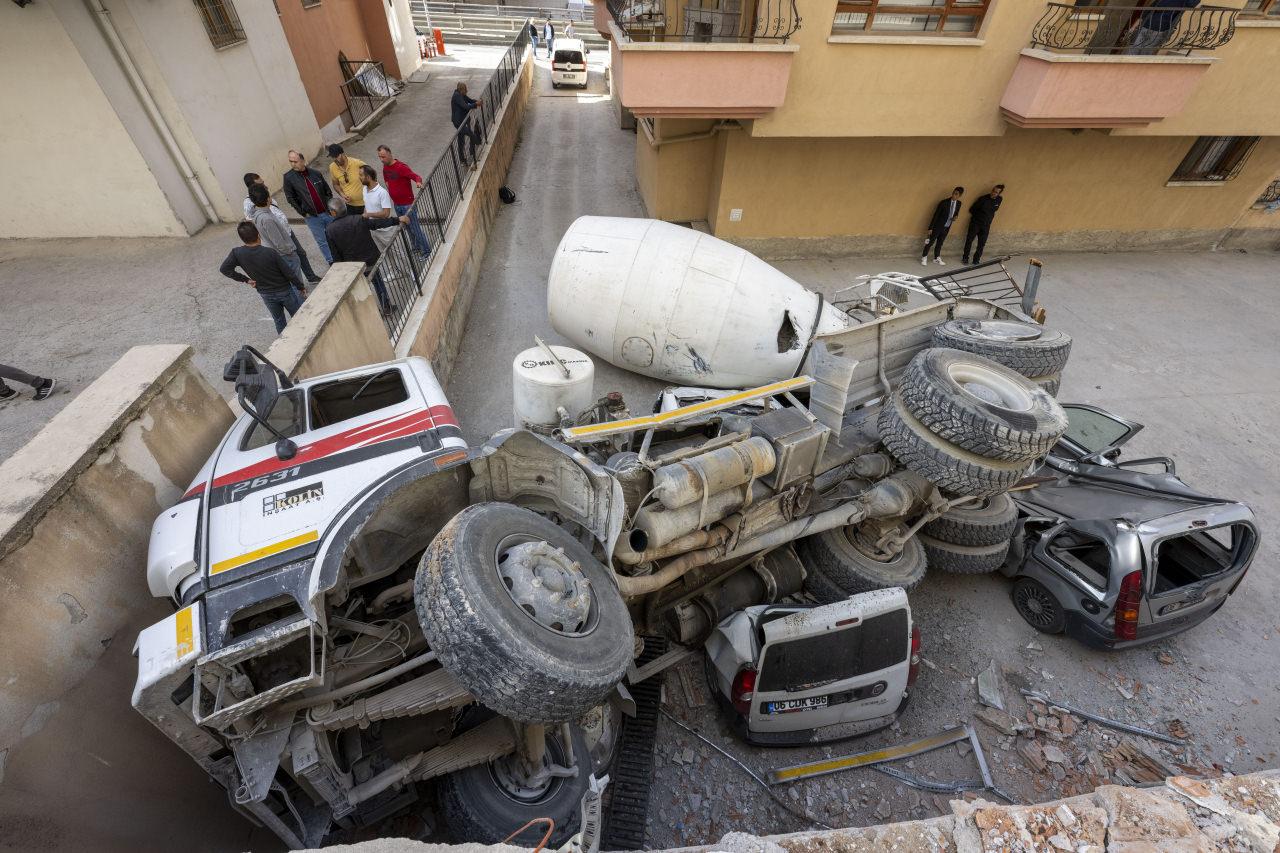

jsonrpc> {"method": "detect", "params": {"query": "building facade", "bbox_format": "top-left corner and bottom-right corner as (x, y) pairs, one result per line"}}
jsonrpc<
(2, 0), (322, 239)
(275, 0), (423, 141)
(599, 0), (1280, 256)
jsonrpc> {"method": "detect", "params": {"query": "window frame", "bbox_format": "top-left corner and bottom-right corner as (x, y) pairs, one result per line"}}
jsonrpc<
(193, 0), (248, 50)
(301, 0), (323, 8)
(1169, 136), (1260, 184)
(1241, 0), (1280, 18)
(833, 0), (992, 35)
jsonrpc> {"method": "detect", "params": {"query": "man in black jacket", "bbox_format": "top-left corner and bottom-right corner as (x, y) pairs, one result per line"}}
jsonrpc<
(283, 149), (336, 264)
(451, 82), (484, 169)
(324, 197), (409, 314)
(219, 221), (308, 333)
(962, 184), (1004, 266)
(921, 186), (964, 267)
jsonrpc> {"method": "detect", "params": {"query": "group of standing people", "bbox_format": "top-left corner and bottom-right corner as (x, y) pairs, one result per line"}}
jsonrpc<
(920, 184), (1004, 268)
(222, 144), (435, 333)
(530, 18), (574, 58)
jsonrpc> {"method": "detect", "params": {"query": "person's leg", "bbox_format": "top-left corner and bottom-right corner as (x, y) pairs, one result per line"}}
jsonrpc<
(282, 287), (305, 325)
(396, 204), (432, 255)
(305, 215), (334, 264)
(291, 232), (321, 281)
(0, 363), (43, 388)
(973, 225), (990, 264)
(468, 125), (481, 163)
(259, 291), (289, 334)
(455, 129), (470, 166)
(369, 268), (391, 312)
(934, 228), (949, 260)
(281, 252), (304, 286)
(962, 221), (978, 264)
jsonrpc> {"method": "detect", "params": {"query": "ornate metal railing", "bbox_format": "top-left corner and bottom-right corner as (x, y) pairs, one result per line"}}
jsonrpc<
(1030, 2), (1237, 56)
(1255, 180), (1280, 206)
(338, 60), (397, 129)
(606, 0), (800, 43)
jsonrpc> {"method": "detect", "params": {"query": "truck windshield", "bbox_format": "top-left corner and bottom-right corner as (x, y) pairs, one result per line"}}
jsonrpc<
(757, 609), (908, 693)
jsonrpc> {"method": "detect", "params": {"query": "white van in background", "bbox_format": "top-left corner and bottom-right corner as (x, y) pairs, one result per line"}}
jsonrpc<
(552, 38), (588, 88)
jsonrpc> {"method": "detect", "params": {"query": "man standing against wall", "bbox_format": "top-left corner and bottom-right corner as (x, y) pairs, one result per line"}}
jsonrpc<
(243, 172), (321, 283)
(249, 184), (309, 285)
(283, 150), (335, 264)
(451, 83), (484, 169)
(378, 145), (432, 258)
(327, 144), (367, 215)
(962, 184), (1004, 266)
(219, 221), (308, 334)
(921, 186), (964, 267)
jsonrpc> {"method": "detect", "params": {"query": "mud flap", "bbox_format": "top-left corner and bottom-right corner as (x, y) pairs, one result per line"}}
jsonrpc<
(468, 430), (626, 563)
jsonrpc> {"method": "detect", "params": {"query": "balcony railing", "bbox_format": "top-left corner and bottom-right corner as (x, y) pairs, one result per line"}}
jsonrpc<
(606, 0), (800, 43)
(1030, 2), (1237, 56)
(1257, 180), (1280, 206)
(339, 60), (399, 130)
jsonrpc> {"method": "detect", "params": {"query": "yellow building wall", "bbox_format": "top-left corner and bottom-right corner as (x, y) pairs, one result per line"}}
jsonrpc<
(706, 129), (1280, 254)
(752, 0), (1274, 140)
(634, 119), (717, 222)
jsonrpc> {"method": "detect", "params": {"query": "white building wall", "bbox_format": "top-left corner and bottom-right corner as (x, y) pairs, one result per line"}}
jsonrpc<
(0, 3), (186, 239)
(388, 0), (425, 79)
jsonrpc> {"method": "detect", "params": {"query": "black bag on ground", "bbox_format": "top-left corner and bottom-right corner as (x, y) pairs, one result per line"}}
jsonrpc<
(499, 186), (517, 204)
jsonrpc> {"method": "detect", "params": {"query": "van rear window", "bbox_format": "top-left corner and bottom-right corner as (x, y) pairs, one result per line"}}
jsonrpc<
(1153, 523), (1252, 594)
(757, 609), (908, 693)
(554, 50), (583, 64)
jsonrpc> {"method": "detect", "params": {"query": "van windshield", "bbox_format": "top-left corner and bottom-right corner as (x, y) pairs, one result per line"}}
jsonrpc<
(757, 609), (908, 693)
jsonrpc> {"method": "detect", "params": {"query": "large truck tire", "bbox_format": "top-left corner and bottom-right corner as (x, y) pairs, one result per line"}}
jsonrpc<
(439, 723), (590, 846)
(1031, 374), (1061, 397)
(922, 493), (1018, 547)
(803, 565), (852, 604)
(878, 390), (1036, 498)
(919, 534), (1009, 575)
(896, 348), (1067, 463)
(797, 530), (927, 595)
(416, 503), (633, 724)
(932, 319), (1072, 378)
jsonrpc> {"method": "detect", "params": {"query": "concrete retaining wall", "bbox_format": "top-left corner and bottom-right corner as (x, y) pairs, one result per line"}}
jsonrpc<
(267, 261), (395, 380)
(0, 346), (271, 851)
(396, 47), (535, 382)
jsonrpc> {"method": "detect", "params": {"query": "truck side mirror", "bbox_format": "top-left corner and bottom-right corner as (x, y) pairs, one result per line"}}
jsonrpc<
(275, 438), (298, 461)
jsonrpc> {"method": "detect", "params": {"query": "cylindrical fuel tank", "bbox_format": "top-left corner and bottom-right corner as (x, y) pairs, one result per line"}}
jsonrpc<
(652, 436), (775, 510)
(548, 217), (853, 389)
(512, 344), (595, 430)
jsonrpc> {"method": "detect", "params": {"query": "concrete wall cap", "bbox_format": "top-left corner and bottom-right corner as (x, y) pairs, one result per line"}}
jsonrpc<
(0, 344), (193, 559)
(265, 262), (371, 376)
(1019, 46), (1217, 65)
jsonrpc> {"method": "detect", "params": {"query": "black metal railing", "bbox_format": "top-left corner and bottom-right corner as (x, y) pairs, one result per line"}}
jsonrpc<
(1030, 2), (1237, 56)
(1256, 180), (1280, 206)
(422, 1), (596, 21)
(368, 24), (532, 342)
(194, 0), (247, 49)
(606, 0), (800, 43)
(916, 258), (1027, 311)
(339, 60), (396, 129)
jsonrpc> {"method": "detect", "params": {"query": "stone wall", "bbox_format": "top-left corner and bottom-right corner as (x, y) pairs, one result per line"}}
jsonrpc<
(396, 48), (535, 382)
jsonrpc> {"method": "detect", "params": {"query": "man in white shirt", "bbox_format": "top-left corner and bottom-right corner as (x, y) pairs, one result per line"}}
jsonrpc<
(360, 164), (398, 251)
(243, 172), (321, 283)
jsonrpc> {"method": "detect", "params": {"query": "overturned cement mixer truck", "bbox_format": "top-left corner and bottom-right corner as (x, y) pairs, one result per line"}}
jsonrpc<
(132, 216), (1072, 849)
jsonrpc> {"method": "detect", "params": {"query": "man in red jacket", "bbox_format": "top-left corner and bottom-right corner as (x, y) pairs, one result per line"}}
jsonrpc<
(377, 145), (432, 258)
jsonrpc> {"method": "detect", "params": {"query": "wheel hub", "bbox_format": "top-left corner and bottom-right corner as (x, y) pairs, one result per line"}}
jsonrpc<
(947, 361), (1035, 412)
(963, 320), (1041, 342)
(497, 538), (595, 636)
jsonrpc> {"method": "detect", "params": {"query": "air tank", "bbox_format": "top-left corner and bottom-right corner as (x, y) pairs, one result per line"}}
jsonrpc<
(547, 217), (854, 389)
(512, 343), (595, 431)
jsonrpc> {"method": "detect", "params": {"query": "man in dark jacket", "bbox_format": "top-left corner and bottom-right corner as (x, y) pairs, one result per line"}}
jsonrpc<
(324, 197), (409, 314)
(451, 82), (484, 169)
(283, 149), (336, 264)
(921, 186), (964, 267)
(219, 221), (308, 333)
(962, 184), (1004, 266)
(1126, 0), (1199, 55)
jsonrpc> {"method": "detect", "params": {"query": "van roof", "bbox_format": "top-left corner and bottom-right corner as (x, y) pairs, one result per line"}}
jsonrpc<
(555, 38), (585, 49)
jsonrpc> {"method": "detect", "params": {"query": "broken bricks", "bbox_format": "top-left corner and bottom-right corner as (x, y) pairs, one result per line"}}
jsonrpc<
(975, 706), (1020, 737)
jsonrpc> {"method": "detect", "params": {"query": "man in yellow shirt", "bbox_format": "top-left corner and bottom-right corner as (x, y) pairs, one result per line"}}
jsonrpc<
(327, 143), (366, 214)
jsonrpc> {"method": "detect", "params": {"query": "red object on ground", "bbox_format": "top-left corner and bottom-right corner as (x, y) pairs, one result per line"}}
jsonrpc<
(433, 27), (447, 56)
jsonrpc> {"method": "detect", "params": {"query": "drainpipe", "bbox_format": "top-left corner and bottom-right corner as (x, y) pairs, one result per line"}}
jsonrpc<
(641, 119), (739, 148)
(84, 0), (219, 226)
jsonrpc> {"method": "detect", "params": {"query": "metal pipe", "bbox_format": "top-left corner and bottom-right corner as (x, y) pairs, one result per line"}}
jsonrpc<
(641, 119), (738, 148)
(369, 579), (414, 613)
(614, 525), (729, 566)
(281, 652), (437, 713)
(632, 482), (763, 550)
(84, 0), (219, 225)
(346, 752), (424, 806)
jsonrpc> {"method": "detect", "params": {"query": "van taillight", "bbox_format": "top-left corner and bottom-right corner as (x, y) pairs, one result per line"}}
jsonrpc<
(731, 667), (756, 715)
(1115, 571), (1143, 642)
(907, 624), (921, 687)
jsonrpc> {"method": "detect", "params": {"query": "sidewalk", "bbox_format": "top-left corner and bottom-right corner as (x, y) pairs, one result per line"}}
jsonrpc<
(0, 45), (508, 463)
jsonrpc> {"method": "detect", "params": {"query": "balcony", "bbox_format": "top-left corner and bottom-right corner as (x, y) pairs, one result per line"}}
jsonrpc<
(999, 2), (1238, 129)
(602, 0), (800, 119)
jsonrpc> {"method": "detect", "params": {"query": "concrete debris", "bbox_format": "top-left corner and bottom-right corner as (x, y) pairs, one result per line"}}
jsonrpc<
(1018, 740), (1047, 772)
(1025, 641), (1043, 652)
(1157, 651), (1175, 665)
(1042, 744), (1068, 765)
(874, 799), (892, 821)
(1114, 682), (1134, 700)
(976, 660), (1005, 711)
(1055, 804), (1077, 827)
(975, 706), (1019, 737)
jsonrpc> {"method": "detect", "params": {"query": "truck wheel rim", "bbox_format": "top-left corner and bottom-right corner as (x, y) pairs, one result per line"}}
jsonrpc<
(496, 535), (597, 637)
(489, 733), (570, 803)
(962, 320), (1041, 342)
(947, 361), (1034, 412)
(1016, 584), (1057, 628)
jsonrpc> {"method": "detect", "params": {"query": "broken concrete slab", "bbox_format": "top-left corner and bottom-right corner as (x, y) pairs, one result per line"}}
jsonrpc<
(975, 706), (1020, 737)
(977, 660), (1005, 711)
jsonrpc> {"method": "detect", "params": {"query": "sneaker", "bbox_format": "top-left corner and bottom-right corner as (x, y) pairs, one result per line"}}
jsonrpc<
(961, 257), (970, 265)
(920, 257), (928, 267)
(934, 257), (946, 265)
(32, 378), (57, 401)
(306, 276), (322, 284)
(0, 387), (16, 402)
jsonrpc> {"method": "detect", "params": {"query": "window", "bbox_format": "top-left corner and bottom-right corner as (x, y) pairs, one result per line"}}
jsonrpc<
(833, 0), (990, 35)
(193, 0), (247, 49)
(1170, 136), (1260, 183)
(1242, 0), (1280, 17)
(757, 609), (909, 692)
(243, 389), (306, 451)
(1046, 529), (1111, 591)
(308, 369), (409, 430)
(302, 0), (323, 8)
